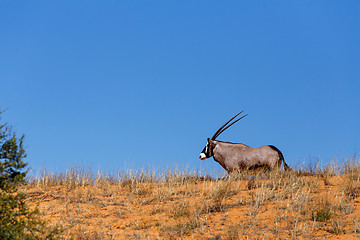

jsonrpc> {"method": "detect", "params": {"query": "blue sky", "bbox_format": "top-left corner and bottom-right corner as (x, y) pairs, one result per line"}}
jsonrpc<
(1, 1), (359, 175)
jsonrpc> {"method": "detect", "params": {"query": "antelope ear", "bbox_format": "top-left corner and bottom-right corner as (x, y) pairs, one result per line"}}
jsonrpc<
(208, 139), (216, 148)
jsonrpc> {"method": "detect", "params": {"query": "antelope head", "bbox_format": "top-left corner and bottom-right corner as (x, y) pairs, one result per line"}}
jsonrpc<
(199, 111), (247, 160)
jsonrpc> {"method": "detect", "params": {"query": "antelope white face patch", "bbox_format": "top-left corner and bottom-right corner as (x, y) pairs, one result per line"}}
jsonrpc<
(199, 153), (206, 160)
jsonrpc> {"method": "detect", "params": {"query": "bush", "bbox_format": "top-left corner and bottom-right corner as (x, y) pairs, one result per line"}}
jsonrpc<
(0, 109), (60, 239)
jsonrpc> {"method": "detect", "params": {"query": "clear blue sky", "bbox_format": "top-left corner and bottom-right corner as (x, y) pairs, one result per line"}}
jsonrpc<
(1, 1), (359, 175)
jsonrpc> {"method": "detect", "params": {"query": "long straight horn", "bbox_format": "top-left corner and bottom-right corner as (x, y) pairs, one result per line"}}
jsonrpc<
(211, 111), (244, 140)
(214, 114), (247, 139)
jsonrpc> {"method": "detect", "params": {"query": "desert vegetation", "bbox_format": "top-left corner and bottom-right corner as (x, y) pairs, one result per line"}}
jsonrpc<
(19, 158), (360, 239)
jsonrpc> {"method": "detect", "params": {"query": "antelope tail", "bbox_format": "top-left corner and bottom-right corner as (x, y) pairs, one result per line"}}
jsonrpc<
(268, 145), (291, 171)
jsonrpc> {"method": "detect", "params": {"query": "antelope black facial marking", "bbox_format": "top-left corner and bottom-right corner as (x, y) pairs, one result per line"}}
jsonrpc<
(199, 144), (208, 160)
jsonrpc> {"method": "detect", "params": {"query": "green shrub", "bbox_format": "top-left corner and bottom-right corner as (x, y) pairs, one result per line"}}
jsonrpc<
(0, 109), (60, 239)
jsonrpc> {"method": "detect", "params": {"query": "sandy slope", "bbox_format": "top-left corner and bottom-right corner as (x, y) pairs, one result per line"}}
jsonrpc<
(24, 171), (360, 239)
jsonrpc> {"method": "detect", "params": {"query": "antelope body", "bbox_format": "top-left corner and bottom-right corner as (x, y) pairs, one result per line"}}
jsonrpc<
(199, 111), (290, 173)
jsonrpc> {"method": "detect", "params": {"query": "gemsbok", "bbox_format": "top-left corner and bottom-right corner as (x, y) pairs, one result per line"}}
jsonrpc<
(199, 111), (290, 173)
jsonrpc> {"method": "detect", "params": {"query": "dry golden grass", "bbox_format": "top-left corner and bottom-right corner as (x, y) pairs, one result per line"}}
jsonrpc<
(21, 160), (360, 239)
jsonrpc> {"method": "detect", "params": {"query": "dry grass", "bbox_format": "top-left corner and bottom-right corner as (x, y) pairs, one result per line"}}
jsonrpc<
(21, 159), (360, 239)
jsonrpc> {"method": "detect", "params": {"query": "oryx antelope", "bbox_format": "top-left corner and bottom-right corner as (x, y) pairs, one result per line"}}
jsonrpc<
(199, 111), (290, 173)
